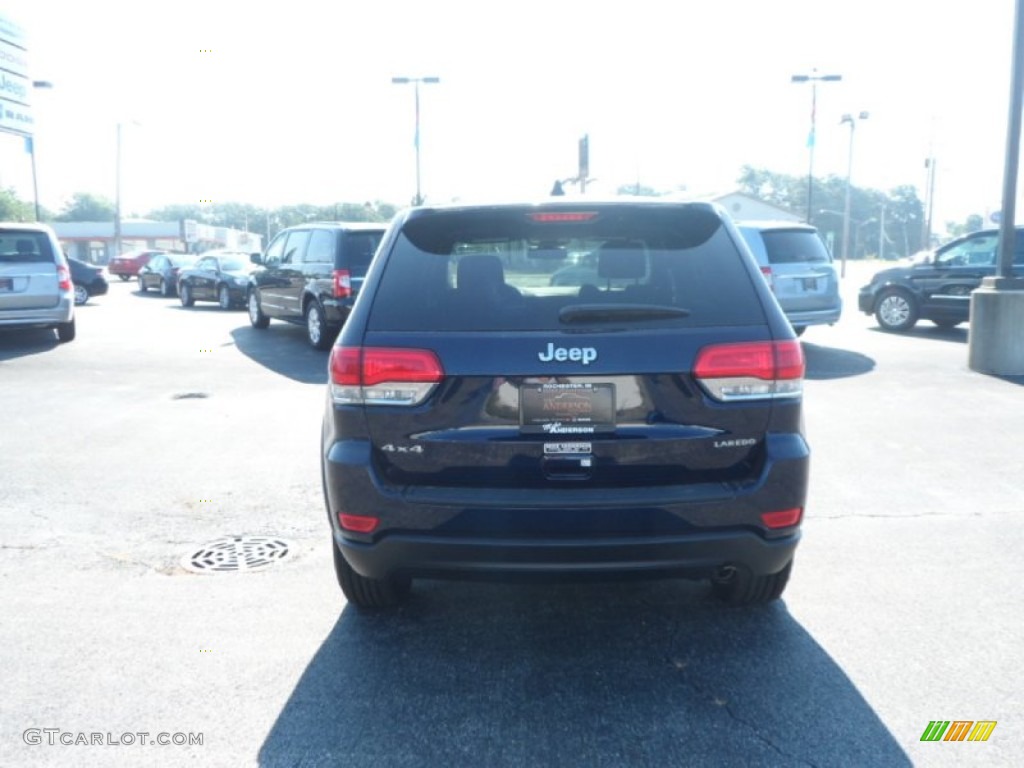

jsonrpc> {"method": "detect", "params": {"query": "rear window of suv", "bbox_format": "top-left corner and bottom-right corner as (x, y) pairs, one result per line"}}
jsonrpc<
(0, 232), (55, 263)
(367, 206), (765, 331)
(760, 230), (831, 264)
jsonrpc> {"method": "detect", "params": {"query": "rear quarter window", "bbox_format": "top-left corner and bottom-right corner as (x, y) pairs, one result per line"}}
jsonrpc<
(341, 231), (384, 276)
(367, 207), (765, 331)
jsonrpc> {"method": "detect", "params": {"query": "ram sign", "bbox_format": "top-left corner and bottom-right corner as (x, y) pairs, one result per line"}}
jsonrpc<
(0, 13), (33, 137)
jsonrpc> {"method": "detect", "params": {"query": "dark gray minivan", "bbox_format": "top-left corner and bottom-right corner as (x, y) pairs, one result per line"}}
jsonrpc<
(247, 222), (386, 349)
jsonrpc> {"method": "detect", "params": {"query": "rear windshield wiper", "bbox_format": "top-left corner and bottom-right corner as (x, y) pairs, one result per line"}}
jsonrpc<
(558, 303), (691, 324)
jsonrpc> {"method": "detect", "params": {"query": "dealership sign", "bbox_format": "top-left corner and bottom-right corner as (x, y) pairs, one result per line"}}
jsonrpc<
(0, 12), (33, 137)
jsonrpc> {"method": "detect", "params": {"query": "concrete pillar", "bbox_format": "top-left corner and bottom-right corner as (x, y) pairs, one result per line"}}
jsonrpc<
(968, 278), (1024, 374)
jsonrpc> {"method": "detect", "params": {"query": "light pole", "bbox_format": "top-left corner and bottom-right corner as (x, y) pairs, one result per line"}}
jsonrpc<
(791, 69), (842, 223)
(839, 111), (869, 277)
(113, 120), (140, 258)
(391, 76), (440, 206)
(28, 80), (53, 222)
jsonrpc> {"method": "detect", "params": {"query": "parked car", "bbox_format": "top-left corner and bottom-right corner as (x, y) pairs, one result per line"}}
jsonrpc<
(138, 253), (198, 296)
(0, 223), (76, 342)
(858, 227), (1024, 332)
(737, 221), (842, 335)
(247, 222), (386, 349)
(107, 249), (164, 281)
(321, 200), (808, 609)
(68, 257), (109, 305)
(177, 250), (256, 309)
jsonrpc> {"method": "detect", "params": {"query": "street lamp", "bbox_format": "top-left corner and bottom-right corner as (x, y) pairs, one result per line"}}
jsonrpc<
(839, 111), (869, 278)
(791, 69), (842, 223)
(28, 80), (53, 222)
(391, 76), (440, 206)
(113, 120), (140, 258)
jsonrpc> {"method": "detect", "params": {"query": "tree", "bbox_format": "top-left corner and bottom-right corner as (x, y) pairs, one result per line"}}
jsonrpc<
(55, 192), (116, 222)
(0, 188), (34, 221)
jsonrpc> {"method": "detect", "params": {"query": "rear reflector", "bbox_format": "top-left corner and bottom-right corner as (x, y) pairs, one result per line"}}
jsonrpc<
(330, 346), (443, 406)
(694, 340), (804, 402)
(761, 508), (803, 529)
(333, 269), (352, 298)
(339, 513), (379, 533)
(527, 212), (598, 223)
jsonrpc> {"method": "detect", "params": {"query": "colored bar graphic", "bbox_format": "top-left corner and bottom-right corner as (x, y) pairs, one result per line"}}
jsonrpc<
(921, 721), (950, 741)
(944, 721), (973, 741)
(967, 721), (997, 742)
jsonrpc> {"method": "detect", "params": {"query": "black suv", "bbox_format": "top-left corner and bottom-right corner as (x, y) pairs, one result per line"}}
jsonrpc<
(321, 201), (809, 609)
(858, 227), (1024, 332)
(247, 222), (386, 349)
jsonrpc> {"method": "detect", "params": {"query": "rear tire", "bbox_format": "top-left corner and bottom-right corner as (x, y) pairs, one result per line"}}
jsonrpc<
(332, 541), (410, 609)
(305, 300), (332, 350)
(874, 289), (919, 332)
(73, 284), (89, 305)
(118, 274), (131, 282)
(248, 289), (269, 329)
(160, 278), (172, 297)
(792, 326), (807, 337)
(712, 560), (792, 605)
(179, 282), (194, 307)
(217, 284), (232, 310)
(56, 317), (76, 343)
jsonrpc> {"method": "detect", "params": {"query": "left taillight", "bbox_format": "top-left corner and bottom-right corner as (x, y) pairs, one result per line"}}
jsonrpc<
(333, 269), (352, 298)
(694, 340), (804, 402)
(57, 264), (72, 292)
(329, 346), (443, 406)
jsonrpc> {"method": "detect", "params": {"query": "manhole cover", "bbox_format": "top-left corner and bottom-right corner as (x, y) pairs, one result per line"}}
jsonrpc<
(181, 536), (291, 574)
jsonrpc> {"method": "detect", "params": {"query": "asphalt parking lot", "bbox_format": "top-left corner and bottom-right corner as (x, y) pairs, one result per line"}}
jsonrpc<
(1, 263), (1021, 767)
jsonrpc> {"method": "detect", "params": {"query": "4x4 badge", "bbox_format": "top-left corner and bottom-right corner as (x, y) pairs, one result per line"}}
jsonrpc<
(380, 444), (423, 454)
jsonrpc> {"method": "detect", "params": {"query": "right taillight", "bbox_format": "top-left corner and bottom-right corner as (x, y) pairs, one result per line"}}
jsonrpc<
(329, 346), (443, 406)
(694, 340), (804, 402)
(760, 266), (775, 292)
(333, 269), (352, 298)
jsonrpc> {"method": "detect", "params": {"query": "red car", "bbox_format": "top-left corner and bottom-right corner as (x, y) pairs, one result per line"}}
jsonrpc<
(107, 249), (165, 281)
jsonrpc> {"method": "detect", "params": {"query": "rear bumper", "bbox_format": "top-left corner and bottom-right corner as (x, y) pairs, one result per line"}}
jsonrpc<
(324, 432), (809, 581)
(784, 304), (842, 328)
(335, 527), (799, 580)
(0, 298), (74, 328)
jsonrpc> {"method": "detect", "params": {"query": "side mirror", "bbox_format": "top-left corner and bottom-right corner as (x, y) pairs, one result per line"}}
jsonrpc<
(250, 253), (262, 265)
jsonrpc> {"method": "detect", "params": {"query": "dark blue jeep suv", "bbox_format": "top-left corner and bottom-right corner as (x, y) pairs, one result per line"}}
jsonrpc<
(321, 200), (809, 608)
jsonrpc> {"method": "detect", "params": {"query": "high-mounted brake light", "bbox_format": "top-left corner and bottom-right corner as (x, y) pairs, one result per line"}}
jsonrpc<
(333, 269), (352, 298)
(694, 340), (804, 402)
(527, 212), (599, 223)
(330, 346), (443, 406)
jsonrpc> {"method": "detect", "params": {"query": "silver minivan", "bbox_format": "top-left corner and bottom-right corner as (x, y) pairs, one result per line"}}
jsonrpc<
(0, 223), (76, 342)
(738, 221), (842, 335)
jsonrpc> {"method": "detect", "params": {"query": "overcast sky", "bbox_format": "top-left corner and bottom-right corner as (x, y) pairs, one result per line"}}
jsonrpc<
(1, 0), (1020, 228)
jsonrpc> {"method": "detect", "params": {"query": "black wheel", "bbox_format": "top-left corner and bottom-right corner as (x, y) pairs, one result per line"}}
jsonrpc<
(247, 289), (269, 329)
(118, 274), (131, 282)
(56, 316), (76, 343)
(217, 284), (232, 310)
(73, 284), (89, 306)
(332, 540), (410, 609)
(138, 275), (147, 293)
(159, 278), (172, 297)
(874, 288), (919, 332)
(933, 319), (960, 330)
(712, 560), (792, 605)
(179, 282), (194, 307)
(305, 300), (332, 350)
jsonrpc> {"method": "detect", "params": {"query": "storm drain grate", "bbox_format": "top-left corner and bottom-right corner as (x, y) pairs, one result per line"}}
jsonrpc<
(181, 535), (291, 574)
